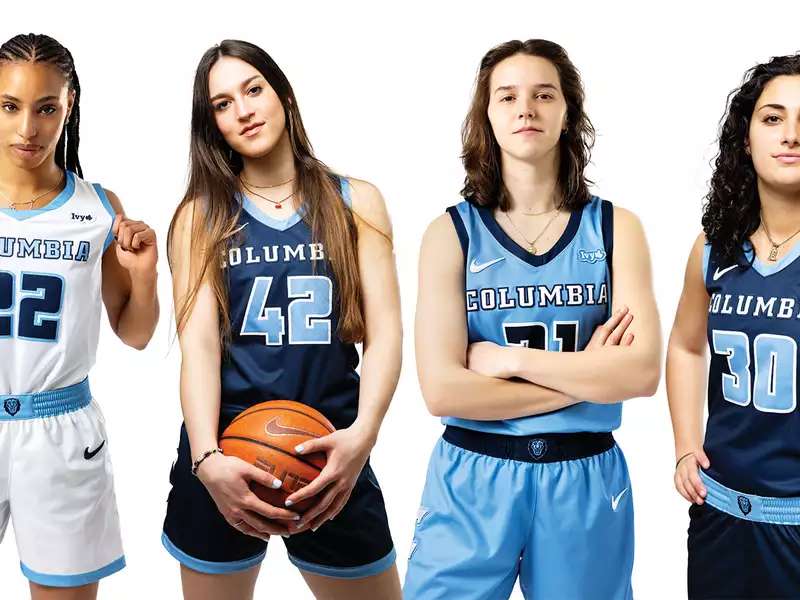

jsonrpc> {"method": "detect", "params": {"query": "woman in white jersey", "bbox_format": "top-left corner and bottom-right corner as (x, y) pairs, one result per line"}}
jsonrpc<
(0, 34), (158, 600)
(404, 39), (661, 600)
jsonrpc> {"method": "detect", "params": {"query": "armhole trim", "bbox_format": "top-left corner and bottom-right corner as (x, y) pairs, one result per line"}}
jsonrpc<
(92, 183), (116, 252)
(702, 243), (711, 288)
(446, 206), (469, 262)
(338, 176), (353, 209)
(600, 200), (614, 314)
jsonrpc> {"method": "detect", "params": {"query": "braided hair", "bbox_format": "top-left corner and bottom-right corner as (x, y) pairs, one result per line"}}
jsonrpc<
(0, 33), (82, 177)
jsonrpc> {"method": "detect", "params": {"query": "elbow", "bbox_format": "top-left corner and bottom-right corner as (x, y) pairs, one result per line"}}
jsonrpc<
(121, 327), (157, 351)
(125, 336), (151, 351)
(625, 362), (661, 400)
(420, 380), (449, 417)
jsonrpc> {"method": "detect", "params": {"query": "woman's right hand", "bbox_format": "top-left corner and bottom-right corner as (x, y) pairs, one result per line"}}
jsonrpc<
(674, 449), (711, 504)
(196, 453), (300, 539)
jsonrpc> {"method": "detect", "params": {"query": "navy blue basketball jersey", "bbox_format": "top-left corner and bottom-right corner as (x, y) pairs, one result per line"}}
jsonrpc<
(220, 178), (360, 429)
(704, 241), (800, 497)
(444, 196), (618, 435)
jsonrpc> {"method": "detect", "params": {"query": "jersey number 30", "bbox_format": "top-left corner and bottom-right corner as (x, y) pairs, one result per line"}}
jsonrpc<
(712, 330), (797, 413)
(0, 271), (64, 342)
(241, 276), (332, 345)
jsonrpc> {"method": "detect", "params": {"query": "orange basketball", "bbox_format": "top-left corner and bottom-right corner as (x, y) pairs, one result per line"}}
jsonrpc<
(220, 400), (334, 513)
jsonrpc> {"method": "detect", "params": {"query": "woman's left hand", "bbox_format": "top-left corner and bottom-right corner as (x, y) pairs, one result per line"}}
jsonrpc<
(285, 422), (376, 533)
(467, 341), (516, 379)
(113, 214), (158, 279)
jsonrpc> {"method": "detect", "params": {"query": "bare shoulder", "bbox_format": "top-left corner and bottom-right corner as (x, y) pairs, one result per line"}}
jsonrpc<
(345, 177), (391, 237)
(421, 212), (462, 261)
(102, 188), (124, 215)
(612, 205), (644, 234)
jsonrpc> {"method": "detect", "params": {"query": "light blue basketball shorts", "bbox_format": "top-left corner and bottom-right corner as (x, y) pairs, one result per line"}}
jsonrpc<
(403, 426), (634, 600)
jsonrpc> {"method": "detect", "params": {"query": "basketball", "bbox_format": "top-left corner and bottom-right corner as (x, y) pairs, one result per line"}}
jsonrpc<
(220, 400), (335, 513)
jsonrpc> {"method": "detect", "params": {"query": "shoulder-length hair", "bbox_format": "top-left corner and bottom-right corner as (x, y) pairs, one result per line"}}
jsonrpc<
(461, 39), (595, 211)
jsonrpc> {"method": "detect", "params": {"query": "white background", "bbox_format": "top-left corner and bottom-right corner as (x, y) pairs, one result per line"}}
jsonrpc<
(3, 1), (800, 598)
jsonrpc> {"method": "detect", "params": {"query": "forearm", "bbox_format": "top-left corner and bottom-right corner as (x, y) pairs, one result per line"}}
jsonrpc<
(353, 330), (402, 442)
(179, 350), (223, 459)
(423, 366), (575, 420)
(511, 345), (660, 404)
(115, 272), (159, 350)
(666, 342), (707, 458)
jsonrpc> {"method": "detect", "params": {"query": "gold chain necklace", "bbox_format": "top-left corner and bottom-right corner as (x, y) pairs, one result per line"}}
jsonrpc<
(239, 174), (295, 189)
(761, 213), (800, 261)
(240, 180), (294, 210)
(0, 171), (65, 211)
(504, 208), (561, 254)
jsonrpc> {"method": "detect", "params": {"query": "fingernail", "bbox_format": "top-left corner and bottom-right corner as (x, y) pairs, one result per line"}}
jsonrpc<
(272, 479), (283, 489)
(285, 499), (293, 507)
(293, 515), (301, 520)
(312, 526), (319, 532)
(295, 444), (304, 453)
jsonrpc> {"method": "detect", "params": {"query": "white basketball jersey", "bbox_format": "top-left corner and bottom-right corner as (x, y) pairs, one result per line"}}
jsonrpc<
(0, 171), (114, 394)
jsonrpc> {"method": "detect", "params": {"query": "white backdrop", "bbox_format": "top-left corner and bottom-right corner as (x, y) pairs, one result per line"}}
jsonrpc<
(3, 1), (800, 598)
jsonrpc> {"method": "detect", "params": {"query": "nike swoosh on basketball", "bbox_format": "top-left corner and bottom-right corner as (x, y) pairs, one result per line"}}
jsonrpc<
(611, 487), (629, 511)
(469, 257), (505, 273)
(84, 440), (106, 460)
(265, 417), (316, 437)
(713, 265), (738, 281)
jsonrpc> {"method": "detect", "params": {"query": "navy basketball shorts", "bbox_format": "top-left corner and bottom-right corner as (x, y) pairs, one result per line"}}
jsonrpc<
(688, 472), (800, 599)
(162, 419), (396, 578)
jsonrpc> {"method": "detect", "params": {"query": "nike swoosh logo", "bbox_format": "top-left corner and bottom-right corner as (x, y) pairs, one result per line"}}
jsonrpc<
(264, 417), (317, 437)
(469, 257), (505, 273)
(713, 265), (738, 281)
(84, 440), (106, 460)
(611, 487), (629, 511)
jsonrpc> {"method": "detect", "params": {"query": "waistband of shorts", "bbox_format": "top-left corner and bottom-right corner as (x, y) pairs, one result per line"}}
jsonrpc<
(700, 471), (800, 525)
(0, 378), (92, 420)
(442, 425), (615, 463)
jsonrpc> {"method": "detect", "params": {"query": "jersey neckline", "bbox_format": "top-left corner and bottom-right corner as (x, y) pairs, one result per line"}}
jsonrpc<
(475, 199), (585, 267)
(239, 193), (305, 232)
(744, 238), (800, 278)
(0, 171), (76, 221)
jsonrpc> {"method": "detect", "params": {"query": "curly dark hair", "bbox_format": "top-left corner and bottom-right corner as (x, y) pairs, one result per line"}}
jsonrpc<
(461, 39), (595, 211)
(702, 53), (800, 265)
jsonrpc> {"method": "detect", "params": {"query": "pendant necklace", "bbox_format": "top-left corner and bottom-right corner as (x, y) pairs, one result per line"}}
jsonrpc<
(761, 213), (800, 262)
(240, 179), (294, 210)
(504, 208), (561, 254)
(0, 171), (64, 211)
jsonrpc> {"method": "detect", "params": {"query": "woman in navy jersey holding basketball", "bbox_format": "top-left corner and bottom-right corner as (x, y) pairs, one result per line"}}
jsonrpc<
(403, 39), (661, 599)
(161, 40), (402, 600)
(668, 55), (800, 599)
(0, 34), (158, 600)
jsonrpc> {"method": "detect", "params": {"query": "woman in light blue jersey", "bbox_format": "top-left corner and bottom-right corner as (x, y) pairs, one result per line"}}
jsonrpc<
(404, 39), (661, 600)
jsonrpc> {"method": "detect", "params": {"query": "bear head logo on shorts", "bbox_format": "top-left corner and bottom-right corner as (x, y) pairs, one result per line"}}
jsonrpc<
(528, 439), (547, 460)
(737, 495), (752, 516)
(4, 398), (21, 416)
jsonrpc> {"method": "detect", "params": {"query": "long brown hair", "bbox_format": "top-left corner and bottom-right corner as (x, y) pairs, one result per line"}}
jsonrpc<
(461, 39), (595, 211)
(168, 40), (363, 345)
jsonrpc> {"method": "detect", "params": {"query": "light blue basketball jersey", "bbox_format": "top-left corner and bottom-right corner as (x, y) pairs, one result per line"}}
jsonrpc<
(444, 197), (620, 435)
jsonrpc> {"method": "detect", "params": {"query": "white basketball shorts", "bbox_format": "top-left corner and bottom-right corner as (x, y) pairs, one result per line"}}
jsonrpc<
(0, 378), (125, 586)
